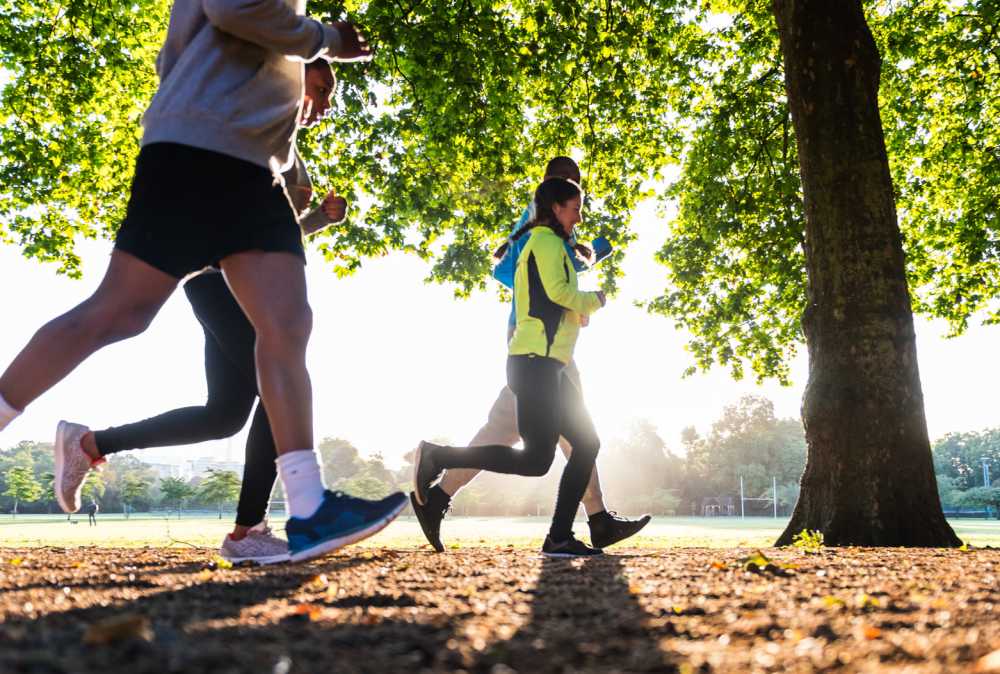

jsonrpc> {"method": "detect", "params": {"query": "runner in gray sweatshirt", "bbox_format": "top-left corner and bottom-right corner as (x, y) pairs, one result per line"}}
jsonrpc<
(0, 0), (408, 563)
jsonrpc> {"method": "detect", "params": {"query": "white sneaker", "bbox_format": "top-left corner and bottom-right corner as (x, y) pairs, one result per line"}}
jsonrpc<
(54, 421), (101, 513)
(219, 522), (290, 565)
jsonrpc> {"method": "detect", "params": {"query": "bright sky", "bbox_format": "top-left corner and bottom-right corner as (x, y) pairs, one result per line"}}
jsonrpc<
(1, 198), (997, 468)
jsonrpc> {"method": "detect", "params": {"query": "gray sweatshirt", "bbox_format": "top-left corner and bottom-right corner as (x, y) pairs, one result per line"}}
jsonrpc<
(141, 0), (341, 173)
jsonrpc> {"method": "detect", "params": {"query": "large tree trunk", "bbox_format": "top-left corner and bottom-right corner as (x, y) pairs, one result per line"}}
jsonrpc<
(772, 0), (959, 547)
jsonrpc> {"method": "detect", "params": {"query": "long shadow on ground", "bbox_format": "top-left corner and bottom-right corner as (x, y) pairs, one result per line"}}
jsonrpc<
(0, 548), (678, 674)
(0, 553), (377, 673)
(4, 545), (1000, 673)
(467, 554), (678, 673)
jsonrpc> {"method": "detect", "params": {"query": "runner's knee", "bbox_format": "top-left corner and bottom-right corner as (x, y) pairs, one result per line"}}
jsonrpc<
(574, 437), (600, 462)
(255, 303), (312, 350)
(519, 445), (556, 476)
(71, 297), (159, 344)
(202, 404), (252, 438)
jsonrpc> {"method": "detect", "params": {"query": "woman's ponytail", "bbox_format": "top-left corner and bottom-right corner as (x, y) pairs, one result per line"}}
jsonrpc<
(493, 221), (536, 260)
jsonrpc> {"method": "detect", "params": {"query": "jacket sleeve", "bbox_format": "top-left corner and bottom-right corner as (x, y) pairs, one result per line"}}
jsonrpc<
(492, 206), (534, 289)
(201, 0), (342, 61)
(534, 235), (603, 316)
(493, 249), (515, 289)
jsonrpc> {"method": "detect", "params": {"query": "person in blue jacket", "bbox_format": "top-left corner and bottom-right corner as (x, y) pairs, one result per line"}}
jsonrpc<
(410, 156), (651, 552)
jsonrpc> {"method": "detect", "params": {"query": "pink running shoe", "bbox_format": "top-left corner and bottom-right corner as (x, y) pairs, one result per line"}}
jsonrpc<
(54, 421), (103, 513)
(219, 522), (290, 565)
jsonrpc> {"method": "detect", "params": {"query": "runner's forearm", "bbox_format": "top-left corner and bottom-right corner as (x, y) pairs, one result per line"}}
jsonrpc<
(202, 0), (341, 61)
(300, 207), (333, 235)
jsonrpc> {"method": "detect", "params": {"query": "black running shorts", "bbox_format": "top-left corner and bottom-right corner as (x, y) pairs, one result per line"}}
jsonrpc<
(114, 142), (305, 279)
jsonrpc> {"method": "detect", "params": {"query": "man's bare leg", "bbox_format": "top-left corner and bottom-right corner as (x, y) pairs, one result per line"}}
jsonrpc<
(0, 249), (176, 417)
(221, 250), (407, 562)
(220, 250), (313, 455)
(437, 385), (521, 496)
(0, 250), (176, 513)
(220, 250), (325, 522)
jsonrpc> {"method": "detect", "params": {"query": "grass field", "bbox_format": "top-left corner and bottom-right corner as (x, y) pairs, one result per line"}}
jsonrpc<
(2, 512), (998, 549)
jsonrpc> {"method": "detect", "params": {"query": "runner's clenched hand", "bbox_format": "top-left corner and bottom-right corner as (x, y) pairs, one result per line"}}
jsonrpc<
(321, 191), (347, 223)
(331, 22), (372, 62)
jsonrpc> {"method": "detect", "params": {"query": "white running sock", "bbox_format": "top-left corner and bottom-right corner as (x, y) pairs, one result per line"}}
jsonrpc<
(0, 393), (21, 432)
(276, 449), (326, 519)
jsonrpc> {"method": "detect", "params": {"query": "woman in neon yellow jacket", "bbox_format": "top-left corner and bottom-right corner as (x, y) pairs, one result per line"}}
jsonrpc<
(414, 177), (608, 558)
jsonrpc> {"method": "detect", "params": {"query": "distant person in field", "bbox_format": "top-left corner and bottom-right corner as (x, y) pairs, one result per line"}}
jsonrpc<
(54, 61), (354, 566)
(0, 0), (406, 564)
(414, 177), (620, 558)
(409, 156), (650, 554)
(86, 499), (98, 526)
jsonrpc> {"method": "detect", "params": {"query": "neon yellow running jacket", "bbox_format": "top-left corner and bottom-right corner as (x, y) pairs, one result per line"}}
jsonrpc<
(508, 226), (604, 364)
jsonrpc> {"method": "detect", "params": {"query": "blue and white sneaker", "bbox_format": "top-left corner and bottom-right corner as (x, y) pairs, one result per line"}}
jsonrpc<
(286, 490), (408, 563)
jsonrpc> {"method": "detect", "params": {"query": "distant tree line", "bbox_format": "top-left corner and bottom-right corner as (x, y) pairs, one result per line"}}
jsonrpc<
(932, 430), (1000, 517)
(3, 395), (997, 519)
(397, 395), (810, 518)
(0, 443), (242, 518)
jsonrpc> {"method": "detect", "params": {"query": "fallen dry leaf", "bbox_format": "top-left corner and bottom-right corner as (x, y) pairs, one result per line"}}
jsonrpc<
(292, 604), (323, 621)
(83, 614), (153, 646)
(975, 649), (1000, 673)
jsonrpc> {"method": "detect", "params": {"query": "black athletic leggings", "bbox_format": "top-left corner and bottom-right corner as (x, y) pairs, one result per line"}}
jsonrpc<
(93, 272), (276, 527)
(432, 354), (600, 542)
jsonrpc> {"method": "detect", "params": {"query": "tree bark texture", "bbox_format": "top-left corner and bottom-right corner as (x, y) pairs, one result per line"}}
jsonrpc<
(771, 0), (960, 546)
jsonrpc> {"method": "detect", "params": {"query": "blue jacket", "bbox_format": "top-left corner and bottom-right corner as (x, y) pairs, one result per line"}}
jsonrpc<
(493, 205), (591, 327)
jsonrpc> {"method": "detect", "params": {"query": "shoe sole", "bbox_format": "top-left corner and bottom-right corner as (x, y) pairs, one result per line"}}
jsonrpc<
(409, 491), (445, 553)
(53, 421), (78, 514)
(412, 442), (427, 506)
(541, 550), (604, 559)
(288, 497), (408, 564)
(221, 552), (291, 566)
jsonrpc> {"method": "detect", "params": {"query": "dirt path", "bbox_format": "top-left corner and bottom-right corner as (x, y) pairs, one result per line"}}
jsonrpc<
(0, 546), (997, 673)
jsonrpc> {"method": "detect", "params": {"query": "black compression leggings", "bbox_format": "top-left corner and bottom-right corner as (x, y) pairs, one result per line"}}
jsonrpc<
(431, 354), (600, 542)
(93, 272), (277, 527)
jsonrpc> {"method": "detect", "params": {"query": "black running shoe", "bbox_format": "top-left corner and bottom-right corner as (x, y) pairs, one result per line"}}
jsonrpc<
(410, 491), (447, 553)
(588, 511), (652, 549)
(412, 440), (443, 506)
(541, 534), (603, 558)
